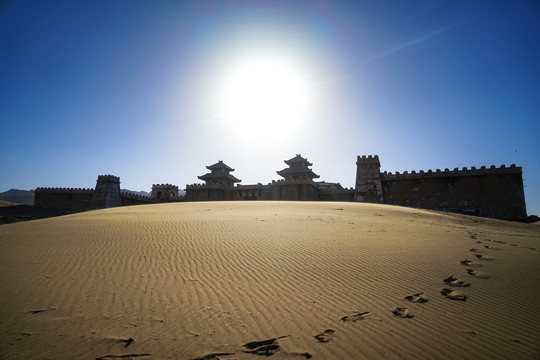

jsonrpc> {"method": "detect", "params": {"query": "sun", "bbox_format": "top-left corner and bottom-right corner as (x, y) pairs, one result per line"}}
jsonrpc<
(216, 54), (312, 138)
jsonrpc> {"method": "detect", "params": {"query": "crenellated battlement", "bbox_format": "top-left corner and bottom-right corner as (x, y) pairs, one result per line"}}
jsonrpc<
(270, 179), (318, 185)
(120, 191), (151, 200)
(35, 187), (94, 194)
(381, 164), (521, 180)
(186, 183), (225, 190)
(152, 184), (179, 189)
(97, 175), (120, 183)
(356, 155), (380, 165)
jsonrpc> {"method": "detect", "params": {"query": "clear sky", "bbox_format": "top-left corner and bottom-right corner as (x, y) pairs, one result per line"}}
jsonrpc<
(1, 1), (539, 215)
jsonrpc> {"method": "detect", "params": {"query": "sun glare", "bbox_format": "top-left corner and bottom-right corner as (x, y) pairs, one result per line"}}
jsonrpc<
(217, 54), (312, 139)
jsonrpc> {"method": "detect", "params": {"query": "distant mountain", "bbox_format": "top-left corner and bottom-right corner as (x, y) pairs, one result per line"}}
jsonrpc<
(0, 189), (35, 205)
(121, 189), (186, 196)
(121, 189), (151, 197)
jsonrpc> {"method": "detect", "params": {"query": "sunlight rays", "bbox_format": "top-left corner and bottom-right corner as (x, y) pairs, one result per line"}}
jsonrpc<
(215, 53), (314, 142)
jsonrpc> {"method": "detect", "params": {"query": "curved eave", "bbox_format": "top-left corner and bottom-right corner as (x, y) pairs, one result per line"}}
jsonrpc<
(276, 168), (320, 179)
(284, 154), (312, 166)
(206, 161), (234, 172)
(198, 173), (241, 182)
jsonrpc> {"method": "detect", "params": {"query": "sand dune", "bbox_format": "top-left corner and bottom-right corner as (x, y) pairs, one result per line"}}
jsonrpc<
(0, 202), (539, 359)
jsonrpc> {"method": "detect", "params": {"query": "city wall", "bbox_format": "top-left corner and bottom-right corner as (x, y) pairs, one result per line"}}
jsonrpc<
(34, 188), (94, 213)
(34, 156), (528, 221)
(379, 165), (526, 220)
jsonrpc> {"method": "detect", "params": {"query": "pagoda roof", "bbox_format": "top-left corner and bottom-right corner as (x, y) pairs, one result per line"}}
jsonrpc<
(198, 173), (241, 182)
(285, 154), (312, 166)
(206, 160), (234, 172)
(276, 167), (320, 178)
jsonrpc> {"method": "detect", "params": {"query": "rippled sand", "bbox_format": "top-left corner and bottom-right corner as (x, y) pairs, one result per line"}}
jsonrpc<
(1, 202), (539, 359)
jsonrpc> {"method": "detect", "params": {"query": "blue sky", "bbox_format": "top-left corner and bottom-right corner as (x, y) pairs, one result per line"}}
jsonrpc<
(1, 0), (539, 215)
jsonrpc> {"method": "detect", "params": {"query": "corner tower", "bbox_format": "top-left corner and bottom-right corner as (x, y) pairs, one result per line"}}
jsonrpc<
(90, 175), (122, 209)
(355, 155), (384, 203)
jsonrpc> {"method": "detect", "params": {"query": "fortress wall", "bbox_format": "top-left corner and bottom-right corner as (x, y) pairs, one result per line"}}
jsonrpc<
(185, 184), (231, 201)
(233, 185), (270, 200)
(90, 175), (121, 209)
(34, 188), (94, 212)
(381, 165), (526, 220)
(355, 155), (384, 203)
(318, 189), (355, 202)
(151, 184), (180, 202)
(120, 192), (154, 206)
(274, 183), (318, 201)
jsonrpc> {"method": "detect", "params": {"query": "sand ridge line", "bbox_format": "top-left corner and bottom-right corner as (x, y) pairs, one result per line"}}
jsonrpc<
(2, 202), (539, 360)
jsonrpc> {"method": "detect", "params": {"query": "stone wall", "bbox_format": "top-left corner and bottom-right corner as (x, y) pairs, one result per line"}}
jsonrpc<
(151, 184), (181, 202)
(270, 180), (319, 201)
(233, 184), (269, 200)
(380, 165), (526, 220)
(318, 189), (355, 202)
(120, 192), (153, 206)
(34, 188), (94, 213)
(185, 184), (232, 201)
(354, 155), (384, 203)
(90, 175), (122, 209)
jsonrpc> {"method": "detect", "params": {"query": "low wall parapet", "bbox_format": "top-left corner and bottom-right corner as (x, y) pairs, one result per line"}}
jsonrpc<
(270, 179), (318, 185)
(152, 183), (179, 189)
(120, 191), (153, 201)
(97, 175), (120, 183)
(381, 164), (521, 181)
(356, 155), (380, 165)
(186, 183), (225, 190)
(35, 187), (94, 194)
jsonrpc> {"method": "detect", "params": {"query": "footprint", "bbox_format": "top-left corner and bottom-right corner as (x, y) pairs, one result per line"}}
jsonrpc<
(475, 241), (483, 244)
(443, 275), (471, 287)
(341, 311), (371, 322)
(392, 307), (414, 318)
(469, 248), (483, 253)
(484, 245), (500, 250)
(469, 234), (478, 239)
(314, 329), (335, 343)
(460, 259), (482, 267)
(193, 353), (234, 360)
(466, 269), (489, 279)
(441, 288), (468, 301)
(243, 337), (288, 356)
(475, 254), (494, 260)
(493, 240), (506, 244)
(96, 355), (151, 360)
(404, 292), (428, 303)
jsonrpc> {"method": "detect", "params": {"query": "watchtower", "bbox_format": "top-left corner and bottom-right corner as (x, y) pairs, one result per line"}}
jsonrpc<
(90, 175), (122, 209)
(151, 184), (180, 202)
(355, 155), (384, 203)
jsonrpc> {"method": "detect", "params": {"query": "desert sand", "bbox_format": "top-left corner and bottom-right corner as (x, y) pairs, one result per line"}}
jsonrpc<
(0, 201), (539, 359)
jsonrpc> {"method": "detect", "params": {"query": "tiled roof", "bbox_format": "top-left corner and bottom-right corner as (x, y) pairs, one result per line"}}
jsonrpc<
(284, 154), (312, 166)
(206, 160), (234, 171)
(276, 167), (320, 178)
(198, 173), (241, 182)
